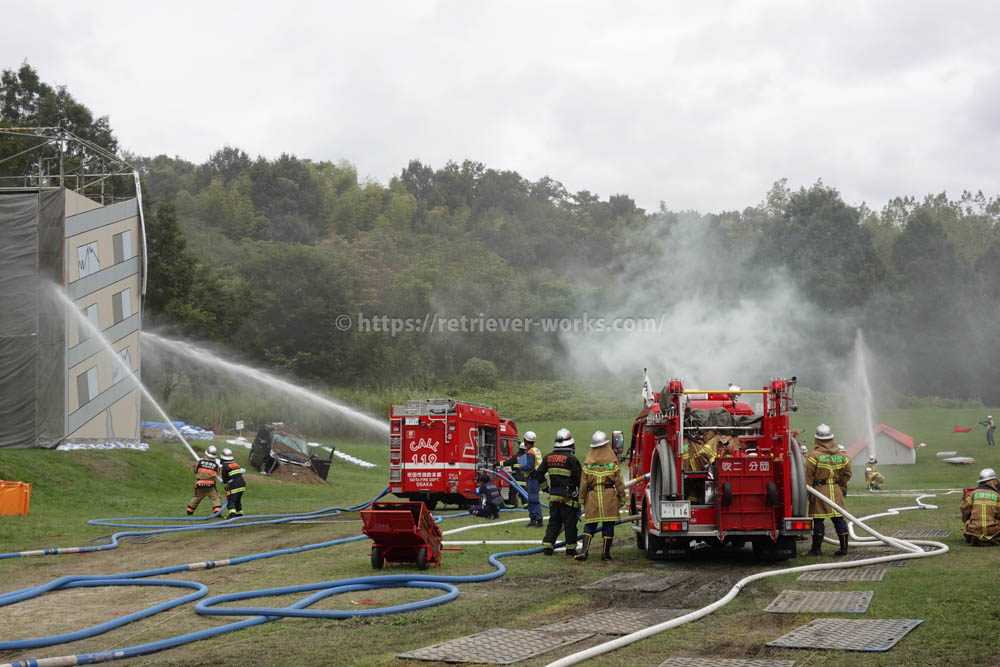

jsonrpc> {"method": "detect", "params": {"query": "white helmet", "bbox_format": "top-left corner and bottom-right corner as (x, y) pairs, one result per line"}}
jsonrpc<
(523, 430), (537, 444)
(867, 455), (876, 464)
(837, 443), (846, 452)
(728, 383), (741, 394)
(978, 468), (998, 484)
(800, 443), (807, 453)
(555, 428), (575, 448)
(206, 445), (218, 457)
(590, 430), (610, 448)
(221, 448), (234, 461)
(815, 424), (834, 441)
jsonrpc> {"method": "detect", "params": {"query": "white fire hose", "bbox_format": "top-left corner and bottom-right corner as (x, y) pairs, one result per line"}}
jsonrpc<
(545, 485), (950, 666)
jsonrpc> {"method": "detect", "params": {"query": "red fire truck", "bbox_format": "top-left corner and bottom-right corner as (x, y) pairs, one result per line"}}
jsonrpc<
(627, 377), (811, 559)
(388, 399), (520, 508)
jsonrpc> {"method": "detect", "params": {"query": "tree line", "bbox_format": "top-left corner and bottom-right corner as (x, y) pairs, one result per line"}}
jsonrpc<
(4, 63), (999, 403)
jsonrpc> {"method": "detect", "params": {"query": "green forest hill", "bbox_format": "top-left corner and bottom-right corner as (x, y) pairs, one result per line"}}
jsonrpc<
(3, 63), (1000, 434)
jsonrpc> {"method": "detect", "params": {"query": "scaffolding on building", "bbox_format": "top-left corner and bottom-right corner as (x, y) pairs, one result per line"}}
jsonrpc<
(0, 126), (137, 205)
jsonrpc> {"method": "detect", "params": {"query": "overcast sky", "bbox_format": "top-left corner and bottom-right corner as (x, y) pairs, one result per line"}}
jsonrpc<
(3, 1), (998, 212)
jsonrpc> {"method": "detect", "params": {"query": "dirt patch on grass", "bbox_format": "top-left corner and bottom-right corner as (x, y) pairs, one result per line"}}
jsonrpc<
(258, 465), (328, 485)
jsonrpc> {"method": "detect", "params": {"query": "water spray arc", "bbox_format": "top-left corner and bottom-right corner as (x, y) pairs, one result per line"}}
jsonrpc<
(852, 329), (878, 461)
(49, 285), (199, 461)
(141, 332), (389, 436)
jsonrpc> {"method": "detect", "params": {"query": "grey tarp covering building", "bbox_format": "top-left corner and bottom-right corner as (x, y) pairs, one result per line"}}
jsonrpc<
(0, 189), (65, 447)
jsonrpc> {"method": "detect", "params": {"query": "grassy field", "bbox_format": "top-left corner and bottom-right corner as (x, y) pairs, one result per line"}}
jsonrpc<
(1, 410), (999, 666)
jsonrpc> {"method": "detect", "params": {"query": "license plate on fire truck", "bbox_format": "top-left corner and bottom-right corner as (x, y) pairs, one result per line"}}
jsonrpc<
(660, 500), (690, 519)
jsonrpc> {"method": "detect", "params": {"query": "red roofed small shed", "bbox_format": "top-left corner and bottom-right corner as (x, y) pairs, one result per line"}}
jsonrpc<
(846, 424), (915, 465)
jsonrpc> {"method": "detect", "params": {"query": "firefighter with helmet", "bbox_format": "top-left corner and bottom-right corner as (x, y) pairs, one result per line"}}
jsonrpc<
(576, 431), (626, 561)
(865, 455), (885, 491)
(531, 428), (582, 555)
(805, 424), (853, 556)
(960, 468), (1000, 546)
(219, 448), (247, 518)
(502, 431), (543, 526)
(187, 445), (222, 516)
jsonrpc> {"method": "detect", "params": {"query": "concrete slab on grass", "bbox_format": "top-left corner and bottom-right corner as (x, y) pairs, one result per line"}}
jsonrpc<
(765, 590), (872, 614)
(767, 618), (923, 652)
(581, 571), (692, 592)
(797, 568), (886, 582)
(538, 607), (693, 635)
(397, 627), (592, 664)
(892, 529), (951, 539)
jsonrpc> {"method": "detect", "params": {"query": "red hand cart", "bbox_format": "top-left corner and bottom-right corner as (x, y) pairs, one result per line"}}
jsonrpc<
(361, 501), (443, 570)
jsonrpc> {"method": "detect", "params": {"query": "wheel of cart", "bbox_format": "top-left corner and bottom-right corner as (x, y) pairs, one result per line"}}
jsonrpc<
(361, 501), (443, 570)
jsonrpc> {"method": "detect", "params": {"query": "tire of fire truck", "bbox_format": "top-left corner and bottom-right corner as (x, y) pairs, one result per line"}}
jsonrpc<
(371, 546), (384, 570)
(416, 546), (429, 570)
(721, 482), (733, 507)
(642, 502), (666, 559)
(424, 499), (439, 511)
(752, 536), (796, 561)
(765, 481), (778, 506)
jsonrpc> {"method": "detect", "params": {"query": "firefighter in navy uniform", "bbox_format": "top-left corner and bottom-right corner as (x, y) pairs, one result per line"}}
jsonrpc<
(531, 428), (582, 556)
(219, 448), (246, 518)
(187, 445), (222, 516)
(468, 472), (503, 519)
(960, 468), (1000, 546)
(805, 424), (853, 556)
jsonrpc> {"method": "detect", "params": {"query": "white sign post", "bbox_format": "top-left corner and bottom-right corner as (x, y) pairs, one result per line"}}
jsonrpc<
(235, 420), (244, 437)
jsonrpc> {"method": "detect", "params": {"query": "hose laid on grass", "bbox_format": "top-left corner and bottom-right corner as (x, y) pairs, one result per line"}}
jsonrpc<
(0, 489), (388, 561)
(0, 491), (552, 666)
(545, 486), (951, 667)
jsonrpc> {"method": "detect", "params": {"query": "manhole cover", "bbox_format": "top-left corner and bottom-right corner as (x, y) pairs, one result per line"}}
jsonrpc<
(538, 607), (693, 635)
(397, 627), (592, 664)
(659, 660), (796, 667)
(765, 590), (872, 614)
(767, 618), (923, 651)
(581, 571), (691, 592)
(892, 529), (951, 539)
(797, 568), (886, 582)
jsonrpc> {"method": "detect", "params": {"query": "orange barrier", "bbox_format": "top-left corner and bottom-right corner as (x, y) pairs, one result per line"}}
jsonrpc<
(0, 480), (32, 516)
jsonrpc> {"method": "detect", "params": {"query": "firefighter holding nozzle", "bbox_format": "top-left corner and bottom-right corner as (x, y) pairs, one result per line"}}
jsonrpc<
(980, 415), (996, 446)
(576, 430), (627, 561)
(502, 431), (544, 526)
(186, 445), (222, 516)
(805, 424), (853, 556)
(960, 468), (1000, 546)
(865, 455), (884, 491)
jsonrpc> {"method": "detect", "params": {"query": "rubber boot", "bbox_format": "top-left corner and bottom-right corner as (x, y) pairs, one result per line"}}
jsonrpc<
(601, 536), (614, 561)
(835, 532), (849, 556)
(543, 545), (554, 556)
(565, 545), (577, 557)
(808, 534), (823, 556)
(575, 534), (591, 561)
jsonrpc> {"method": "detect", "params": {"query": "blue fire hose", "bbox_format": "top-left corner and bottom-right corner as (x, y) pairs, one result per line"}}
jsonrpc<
(0, 487), (553, 666)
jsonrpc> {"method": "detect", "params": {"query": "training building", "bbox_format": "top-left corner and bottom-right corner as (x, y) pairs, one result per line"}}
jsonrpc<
(0, 130), (145, 448)
(845, 424), (916, 466)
